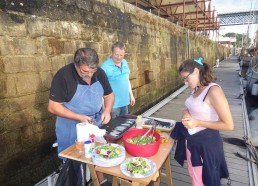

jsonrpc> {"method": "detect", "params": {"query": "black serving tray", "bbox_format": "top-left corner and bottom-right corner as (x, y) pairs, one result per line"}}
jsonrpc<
(100, 115), (136, 142)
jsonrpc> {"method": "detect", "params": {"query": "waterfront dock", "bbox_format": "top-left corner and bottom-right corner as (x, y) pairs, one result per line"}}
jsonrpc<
(143, 56), (257, 186)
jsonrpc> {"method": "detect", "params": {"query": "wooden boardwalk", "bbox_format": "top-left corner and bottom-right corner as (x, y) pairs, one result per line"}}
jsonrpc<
(143, 56), (255, 186)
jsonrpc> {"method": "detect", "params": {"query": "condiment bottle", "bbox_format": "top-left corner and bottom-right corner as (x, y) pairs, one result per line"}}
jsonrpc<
(90, 134), (95, 148)
(136, 115), (144, 129)
(84, 140), (92, 158)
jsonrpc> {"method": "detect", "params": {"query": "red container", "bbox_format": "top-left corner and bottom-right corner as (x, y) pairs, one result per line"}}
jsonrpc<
(123, 128), (161, 157)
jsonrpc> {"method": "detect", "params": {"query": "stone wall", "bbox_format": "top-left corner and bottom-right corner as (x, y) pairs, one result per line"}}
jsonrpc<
(0, 0), (230, 185)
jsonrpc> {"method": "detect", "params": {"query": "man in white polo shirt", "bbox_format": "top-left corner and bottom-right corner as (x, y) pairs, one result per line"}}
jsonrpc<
(101, 41), (135, 119)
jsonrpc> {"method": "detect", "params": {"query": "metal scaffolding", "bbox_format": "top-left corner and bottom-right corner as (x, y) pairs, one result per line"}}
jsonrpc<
(123, 0), (257, 43)
(124, 0), (220, 40)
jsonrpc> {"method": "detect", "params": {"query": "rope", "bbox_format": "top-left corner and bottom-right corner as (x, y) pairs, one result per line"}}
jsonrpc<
(235, 136), (258, 165)
(243, 136), (258, 163)
(227, 177), (231, 186)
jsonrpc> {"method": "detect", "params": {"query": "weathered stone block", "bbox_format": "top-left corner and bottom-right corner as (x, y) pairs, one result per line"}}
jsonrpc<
(9, 95), (36, 112)
(91, 29), (103, 42)
(47, 38), (65, 55)
(50, 55), (67, 71)
(129, 69), (138, 79)
(123, 1), (137, 14)
(0, 99), (9, 119)
(137, 83), (147, 96)
(76, 0), (92, 11)
(85, 42), (102, 53)
(36, 37), (50, 55)
(0, 36), (14, 56)
(2, 130), (22, 158)
(39, 71), (52, 91)
(130, 78), (140, 89)
(126, 43), (139, 54)
(62, 0), (76, 5)
(5, 110), (34, 131)
(102, 41), (112, 54)
(61, 22), (81, 39)
(0, 12), (26, 37)
(2, 56), (36, 73)
(108, 0), (124, 13)
(94, 0), (107, 3)
(93, 3), (102, 14)
(81, 25), (94, 41)
(34, 123), (44, 134)
(35, 56), (51, 72)
(63, 54), (74, 65)
(16, 73), (41, 95)
(34, 92), (50, 105)
(12, 37), (37, 55)
(96, 15), (110, 28)
(133, 95), (149, 113)
(33, 103), (52, 120)
(64, 40), (77, 53)
(36, 130), (53, 142)
(20, 125), (34, 141)
(99, 55), (105, 65)
(27, 17), (62, 38)
(128, 34), (141, 45)
(48, 21), (63, 37)
(0, 76), (17, 98)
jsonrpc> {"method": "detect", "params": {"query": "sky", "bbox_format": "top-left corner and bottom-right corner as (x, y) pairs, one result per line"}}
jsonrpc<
(212, 0), (258, 43)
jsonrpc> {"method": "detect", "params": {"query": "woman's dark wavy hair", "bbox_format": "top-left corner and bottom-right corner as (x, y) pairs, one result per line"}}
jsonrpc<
(178, 58), (217, 86)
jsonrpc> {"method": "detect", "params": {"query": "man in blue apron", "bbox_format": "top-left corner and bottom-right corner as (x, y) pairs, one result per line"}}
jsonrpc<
(48, 48), (114, 186)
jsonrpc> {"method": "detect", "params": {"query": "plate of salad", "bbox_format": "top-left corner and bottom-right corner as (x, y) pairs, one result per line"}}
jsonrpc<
(92, 143), (125, 167)
(120, 157), (156, 178)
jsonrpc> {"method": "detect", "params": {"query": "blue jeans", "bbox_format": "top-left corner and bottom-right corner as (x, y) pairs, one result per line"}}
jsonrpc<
(111, 106), (129, 119)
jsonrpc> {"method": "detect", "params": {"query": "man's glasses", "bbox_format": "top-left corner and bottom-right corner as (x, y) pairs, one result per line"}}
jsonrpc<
(182, 72), (192, 82)
(77, 65), (98, 75)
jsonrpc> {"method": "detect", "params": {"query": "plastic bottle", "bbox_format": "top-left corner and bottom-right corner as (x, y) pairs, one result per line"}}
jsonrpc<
(89, 134), (95, 149)
(136, 115), (144, 129)
(84, 140), (92, 158)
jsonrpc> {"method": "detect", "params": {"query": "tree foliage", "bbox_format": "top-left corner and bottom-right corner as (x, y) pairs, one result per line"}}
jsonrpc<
(222, 32), (251, 47)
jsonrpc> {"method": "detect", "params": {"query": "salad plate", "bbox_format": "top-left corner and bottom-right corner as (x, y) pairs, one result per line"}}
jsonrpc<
(92, 143), (125, 167)
(120, 157), (156, 178)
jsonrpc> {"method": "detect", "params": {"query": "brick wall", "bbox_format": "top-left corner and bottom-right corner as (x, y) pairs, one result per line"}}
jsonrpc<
(0, 0), (230, 185)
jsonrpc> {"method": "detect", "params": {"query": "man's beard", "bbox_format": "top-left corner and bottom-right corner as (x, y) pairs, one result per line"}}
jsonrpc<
(81, 76), (91, 81)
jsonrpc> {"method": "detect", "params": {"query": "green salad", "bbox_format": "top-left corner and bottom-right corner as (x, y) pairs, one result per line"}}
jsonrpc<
(95, 144), (121, 159)
(126, 135), (156, 145)
(126, 157), (151, 175)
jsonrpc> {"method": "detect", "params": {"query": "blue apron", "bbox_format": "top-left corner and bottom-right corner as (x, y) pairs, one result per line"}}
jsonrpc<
(56, 78), (104, 154)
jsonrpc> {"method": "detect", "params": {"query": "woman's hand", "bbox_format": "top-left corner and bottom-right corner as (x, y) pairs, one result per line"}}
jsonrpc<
(181, 117), (198, 129)
(181, 108), (191, 119)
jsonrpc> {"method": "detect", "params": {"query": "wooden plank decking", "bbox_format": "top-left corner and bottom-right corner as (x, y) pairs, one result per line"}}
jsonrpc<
(144, 56), (253, 186)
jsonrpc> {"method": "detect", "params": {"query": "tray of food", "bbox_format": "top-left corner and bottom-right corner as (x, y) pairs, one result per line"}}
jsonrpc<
(142, 117), (176, 132)
(100, 115), (136, 142)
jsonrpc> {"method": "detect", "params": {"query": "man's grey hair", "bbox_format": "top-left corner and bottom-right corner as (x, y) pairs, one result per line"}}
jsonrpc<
(111, 41), (125, 52)
(74, 48), (99, 68)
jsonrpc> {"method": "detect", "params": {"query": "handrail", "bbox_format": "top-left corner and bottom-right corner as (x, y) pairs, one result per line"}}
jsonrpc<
(241, 83), (258, 186)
